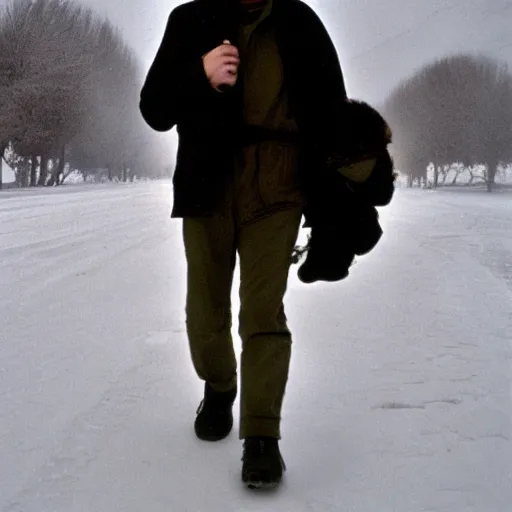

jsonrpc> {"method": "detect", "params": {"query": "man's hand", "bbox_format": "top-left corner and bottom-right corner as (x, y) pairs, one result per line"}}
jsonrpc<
(202, 40), (240, 91)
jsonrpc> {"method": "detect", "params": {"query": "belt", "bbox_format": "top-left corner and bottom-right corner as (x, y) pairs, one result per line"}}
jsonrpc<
(237, 124), (301, 147)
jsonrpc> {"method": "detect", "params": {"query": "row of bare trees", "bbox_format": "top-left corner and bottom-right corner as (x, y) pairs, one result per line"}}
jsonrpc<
(383, 54), (512, 191)
(0, 0), (169, 189)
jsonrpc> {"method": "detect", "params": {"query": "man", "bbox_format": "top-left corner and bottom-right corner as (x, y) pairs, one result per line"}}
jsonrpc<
(139, 0), (347, 489)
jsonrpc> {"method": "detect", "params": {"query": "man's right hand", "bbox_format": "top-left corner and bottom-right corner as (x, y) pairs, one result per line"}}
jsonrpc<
(202, 40), (240, 91)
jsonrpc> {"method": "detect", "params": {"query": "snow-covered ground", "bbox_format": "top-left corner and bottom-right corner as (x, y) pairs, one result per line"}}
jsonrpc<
(1, 182), (511, 512)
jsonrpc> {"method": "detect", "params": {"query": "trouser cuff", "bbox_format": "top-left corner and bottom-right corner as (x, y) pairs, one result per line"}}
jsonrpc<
(240, 417), (281, 439)
(208, 375), (237, 393)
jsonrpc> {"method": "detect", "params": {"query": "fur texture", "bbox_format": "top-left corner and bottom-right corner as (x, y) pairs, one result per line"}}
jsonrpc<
(294, 99), (396, 284)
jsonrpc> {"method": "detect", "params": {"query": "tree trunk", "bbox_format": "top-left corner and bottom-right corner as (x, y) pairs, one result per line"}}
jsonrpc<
(60, 167), (74, 185)
(47, 162), (57, 186)
(407, 173), (413, 188)
(486, 162), (497, 192)
(441, 165), (449, 184)
(48, 146), (66, 186)
(38, 155), (49, 186)
(433, 162), (439, 189)
(0, 147), (4, 190)
(56, 145), (66, 185)
(23, 161), (29, 187)
(17, 160), (29, 187)
(30, 155), (38, 187)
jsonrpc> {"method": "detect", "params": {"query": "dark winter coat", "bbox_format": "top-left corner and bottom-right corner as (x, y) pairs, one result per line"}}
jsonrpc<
(139, 0), (347, 218)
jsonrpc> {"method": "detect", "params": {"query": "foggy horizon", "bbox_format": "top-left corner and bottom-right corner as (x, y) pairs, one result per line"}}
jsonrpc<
(1, 0), (508, 104)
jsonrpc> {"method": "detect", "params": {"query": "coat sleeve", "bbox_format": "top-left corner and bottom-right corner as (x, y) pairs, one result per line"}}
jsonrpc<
(139, 7), (219, 132)
(293, 1), (348, 151)
(293, 2), (348, 223)
(298, 2), (347, 103)
(310, 8), (347, 102)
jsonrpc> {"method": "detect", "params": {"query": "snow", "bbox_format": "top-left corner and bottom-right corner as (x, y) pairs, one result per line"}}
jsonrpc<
(0, 182), (511, 512)
(0, 161), (15, 184)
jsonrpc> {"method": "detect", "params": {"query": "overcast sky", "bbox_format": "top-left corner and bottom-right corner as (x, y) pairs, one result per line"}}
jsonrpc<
(37, 0), (512, 104)
(0, 0), (511, 102)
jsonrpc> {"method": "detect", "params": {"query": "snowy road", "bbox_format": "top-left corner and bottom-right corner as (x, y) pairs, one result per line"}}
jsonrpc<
(1, 182), (511, 512)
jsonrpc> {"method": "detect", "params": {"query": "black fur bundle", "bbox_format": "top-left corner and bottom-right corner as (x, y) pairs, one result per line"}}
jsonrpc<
(294, 99), (396, 284)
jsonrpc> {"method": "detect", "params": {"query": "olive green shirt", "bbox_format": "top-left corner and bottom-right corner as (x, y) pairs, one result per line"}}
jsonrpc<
(233, 0), (303, 225)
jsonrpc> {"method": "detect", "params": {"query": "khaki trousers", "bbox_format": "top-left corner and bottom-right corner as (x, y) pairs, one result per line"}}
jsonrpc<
(183, 202), (302, 439)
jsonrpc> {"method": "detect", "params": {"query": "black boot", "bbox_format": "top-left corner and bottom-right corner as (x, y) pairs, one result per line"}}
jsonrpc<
(242, 437), (286, 489)
(194, 383), (237, 441)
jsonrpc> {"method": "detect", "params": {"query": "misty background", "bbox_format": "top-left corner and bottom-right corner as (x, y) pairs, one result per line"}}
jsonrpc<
(39, 0), (512, 103)
(1, 0), (511, 187)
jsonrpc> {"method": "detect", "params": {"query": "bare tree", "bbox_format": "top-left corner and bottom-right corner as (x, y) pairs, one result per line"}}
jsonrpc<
(0, 0), (172, 190)
(384, 54), (512, 192)
(0, 0), (96, 186)
(466, 58), (512, 191)
(68, 17), (168, 182)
